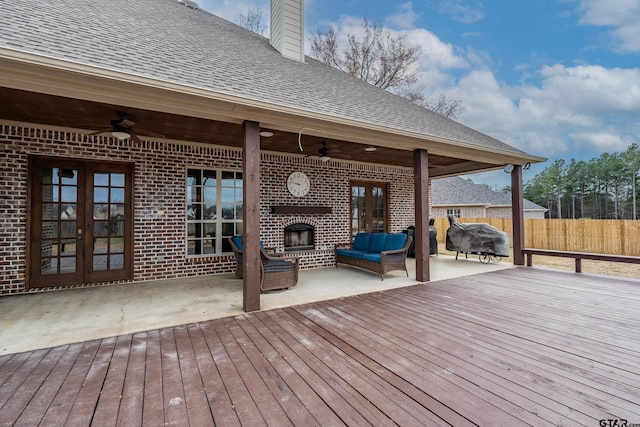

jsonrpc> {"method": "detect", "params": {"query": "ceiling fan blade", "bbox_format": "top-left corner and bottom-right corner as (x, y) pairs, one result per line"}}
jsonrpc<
(118, 118), (136, 128)
(134, 128), (165, 138)
(87, 128), (113, 136)
(129, 131), (142, 144)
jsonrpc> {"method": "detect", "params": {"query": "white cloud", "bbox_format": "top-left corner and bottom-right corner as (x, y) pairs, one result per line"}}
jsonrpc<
(456, 64), (640, 160)
(576, 0), (640, 52)
(405, 28), (469, 70)
(437, 0), (485, 24)
(386, 2), (420, 29)
(568, 131), (637, 153)
(315, 14), (469, 92)
(535, 65), (640, 115)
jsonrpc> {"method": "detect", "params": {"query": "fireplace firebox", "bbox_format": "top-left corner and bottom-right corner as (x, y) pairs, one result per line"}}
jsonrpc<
(284, 223), (314, 251)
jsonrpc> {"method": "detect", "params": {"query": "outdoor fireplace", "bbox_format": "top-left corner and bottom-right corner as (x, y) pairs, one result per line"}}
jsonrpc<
(284, 223), (315, 251)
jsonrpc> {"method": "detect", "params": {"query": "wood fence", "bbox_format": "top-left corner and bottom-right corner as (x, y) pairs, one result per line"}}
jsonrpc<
(432, 218), (640, 256)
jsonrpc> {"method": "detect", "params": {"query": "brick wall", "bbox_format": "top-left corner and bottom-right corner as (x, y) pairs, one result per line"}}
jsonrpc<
(0, 124), (418, 295)
(260, 153), (415, 268)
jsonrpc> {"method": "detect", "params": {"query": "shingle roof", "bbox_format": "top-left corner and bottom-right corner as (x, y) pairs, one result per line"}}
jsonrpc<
(0, 0), (529, 156)
(431, 177), (546, 210)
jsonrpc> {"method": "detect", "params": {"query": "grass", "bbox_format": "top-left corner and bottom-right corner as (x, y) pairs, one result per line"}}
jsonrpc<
(439, 249), (640, 280)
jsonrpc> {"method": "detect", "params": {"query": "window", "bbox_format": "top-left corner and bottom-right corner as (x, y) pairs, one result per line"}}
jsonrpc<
(186, 169), (243, 256)
(446, 208), (461, 218)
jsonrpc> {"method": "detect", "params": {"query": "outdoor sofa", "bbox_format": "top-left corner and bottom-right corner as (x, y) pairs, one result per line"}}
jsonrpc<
(228, 236), (299, 291)
(334, 232), (412, 280)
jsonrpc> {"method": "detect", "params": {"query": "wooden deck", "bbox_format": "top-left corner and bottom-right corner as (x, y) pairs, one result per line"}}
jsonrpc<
(1, 267), (639, 426)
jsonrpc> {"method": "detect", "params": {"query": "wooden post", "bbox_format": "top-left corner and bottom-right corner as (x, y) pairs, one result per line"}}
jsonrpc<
(414, 149), (430, 282)
(242, 120), (261, 312)
(511, 165), (525, 265)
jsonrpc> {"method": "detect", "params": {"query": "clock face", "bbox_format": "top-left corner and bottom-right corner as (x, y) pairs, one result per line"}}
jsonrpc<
(287, 172), (310, 197)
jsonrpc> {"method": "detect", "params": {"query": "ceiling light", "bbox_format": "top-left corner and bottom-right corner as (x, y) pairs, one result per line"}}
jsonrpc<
(319, 155), (330, 162)
(365, 147), (377, 152)
(259, 131), (274, 137)
(111, 131), (131, 140)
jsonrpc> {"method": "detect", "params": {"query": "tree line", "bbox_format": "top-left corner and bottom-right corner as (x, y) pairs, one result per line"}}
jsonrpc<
(524, 143), (640, 219)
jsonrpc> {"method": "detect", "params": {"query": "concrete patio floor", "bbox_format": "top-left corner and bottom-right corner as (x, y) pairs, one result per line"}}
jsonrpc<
(0, 255), (512, 355)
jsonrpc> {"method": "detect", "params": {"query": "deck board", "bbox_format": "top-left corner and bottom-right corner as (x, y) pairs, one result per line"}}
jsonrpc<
(141, 329), (164, 426)
(13, 343), (84, 426)
(39, 339), (102, 425)
(378, 289), (640, 411)
(116, 332), (147, 427)
(1, 267), (639, 426)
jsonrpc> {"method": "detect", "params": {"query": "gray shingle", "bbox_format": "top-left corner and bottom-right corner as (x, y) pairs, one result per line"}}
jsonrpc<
(1, 0), (526, 155)
(432, 177), (546, 210)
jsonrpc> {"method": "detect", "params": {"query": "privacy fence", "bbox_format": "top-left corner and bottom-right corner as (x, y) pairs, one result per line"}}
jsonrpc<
(432, 218), (640, 257)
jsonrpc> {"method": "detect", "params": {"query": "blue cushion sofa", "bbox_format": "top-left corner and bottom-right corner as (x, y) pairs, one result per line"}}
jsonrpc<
(334, 232), (413, 280)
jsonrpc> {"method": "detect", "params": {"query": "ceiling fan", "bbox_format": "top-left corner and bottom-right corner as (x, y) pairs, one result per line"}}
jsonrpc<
(87, 111), (164, 143)
(305, 141), (333, 162)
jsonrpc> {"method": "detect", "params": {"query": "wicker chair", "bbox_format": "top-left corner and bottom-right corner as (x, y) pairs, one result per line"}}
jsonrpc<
(228, 236), (299, 291)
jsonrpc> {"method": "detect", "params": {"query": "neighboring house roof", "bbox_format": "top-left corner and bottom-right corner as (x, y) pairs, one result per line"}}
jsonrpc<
(0, 0), (544, 170)
(432, 177), (547, 211)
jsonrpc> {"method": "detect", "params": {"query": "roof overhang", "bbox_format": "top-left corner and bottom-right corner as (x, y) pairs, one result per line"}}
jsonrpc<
(0, 49), (546, 175)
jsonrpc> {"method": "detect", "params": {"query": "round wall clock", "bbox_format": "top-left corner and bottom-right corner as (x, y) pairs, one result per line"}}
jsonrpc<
(287, 171), (310, 197)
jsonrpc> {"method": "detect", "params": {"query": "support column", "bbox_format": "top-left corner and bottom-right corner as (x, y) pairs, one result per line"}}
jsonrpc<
(243, 120), (261, 311)
(414, 149), (430, 282)
(511, 165), (525, 265)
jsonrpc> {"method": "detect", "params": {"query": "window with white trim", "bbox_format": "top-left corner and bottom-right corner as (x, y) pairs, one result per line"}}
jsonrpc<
(446, 208), (461, 218)
(186, 169), (243, 256)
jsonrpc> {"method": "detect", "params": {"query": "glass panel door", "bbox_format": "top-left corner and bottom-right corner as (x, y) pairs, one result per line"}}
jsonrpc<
(92, 171), (126, 272)
(351, 185), (367, 239)
(38, 164), (83, 284)
(350, 181), (388, 237)
(29, 158), (133, 288)
(371, 186), (386, 233)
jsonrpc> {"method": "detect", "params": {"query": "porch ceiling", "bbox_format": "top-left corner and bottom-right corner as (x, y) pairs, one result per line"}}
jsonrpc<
(0, 87), (500, 177)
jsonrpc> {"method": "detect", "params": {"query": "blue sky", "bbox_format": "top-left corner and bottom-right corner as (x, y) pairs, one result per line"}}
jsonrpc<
(199, 0), (640, 188)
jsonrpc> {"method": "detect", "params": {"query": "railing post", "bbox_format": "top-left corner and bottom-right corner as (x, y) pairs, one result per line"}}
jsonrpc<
(511, 165), (525, 265)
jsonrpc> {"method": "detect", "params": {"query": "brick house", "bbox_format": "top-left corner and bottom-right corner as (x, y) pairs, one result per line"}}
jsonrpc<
(0, 0), (544, 310)
(432, 177), (548, 219)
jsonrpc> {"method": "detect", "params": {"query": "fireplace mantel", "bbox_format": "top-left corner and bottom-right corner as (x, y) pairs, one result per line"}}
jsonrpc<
(270, 206), (332, 215)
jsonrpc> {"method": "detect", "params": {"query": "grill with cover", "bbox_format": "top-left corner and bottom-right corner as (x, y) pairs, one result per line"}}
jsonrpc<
(445, 216), (510, 263)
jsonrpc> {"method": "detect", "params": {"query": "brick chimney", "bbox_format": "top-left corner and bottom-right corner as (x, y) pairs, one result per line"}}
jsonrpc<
(270, 0), (305, 62)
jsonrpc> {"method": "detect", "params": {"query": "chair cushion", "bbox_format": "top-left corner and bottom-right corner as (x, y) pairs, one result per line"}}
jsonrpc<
(368, 233), (388, 253)
(232, 235), (243, 250)
(363, 252), (382, 263)
(263, 259), (295, 273)
(336, 249), (369, 260)
(384, 233), (407, 251)
(352, 232), (371, 251)
(232, 236), (266, 251)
